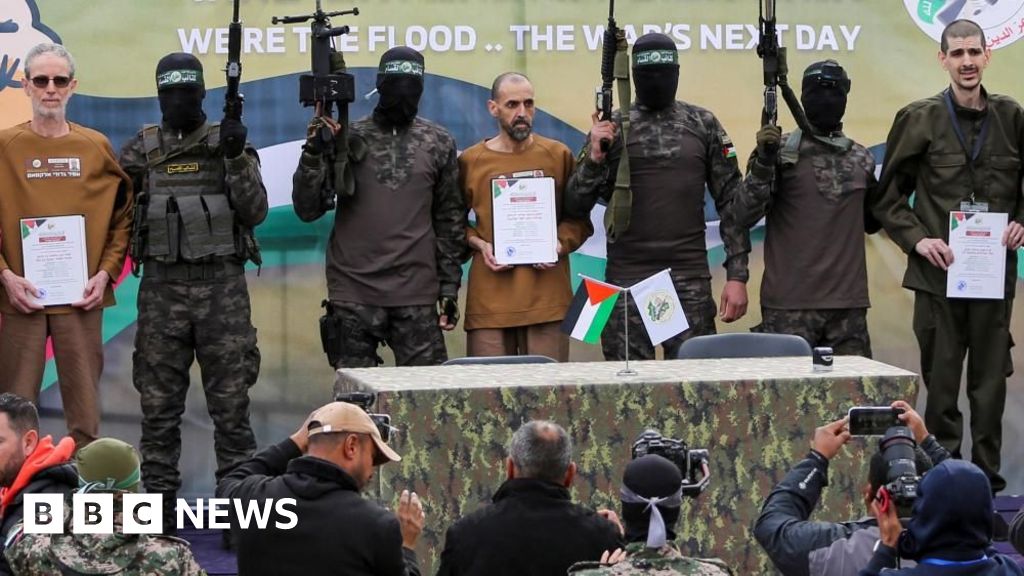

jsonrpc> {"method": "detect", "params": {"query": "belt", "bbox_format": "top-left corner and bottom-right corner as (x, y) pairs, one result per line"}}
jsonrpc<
(143, 259), (244, 281)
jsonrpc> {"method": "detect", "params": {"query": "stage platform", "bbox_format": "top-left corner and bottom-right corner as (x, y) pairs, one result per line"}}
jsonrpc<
(334, 356), (918, 574)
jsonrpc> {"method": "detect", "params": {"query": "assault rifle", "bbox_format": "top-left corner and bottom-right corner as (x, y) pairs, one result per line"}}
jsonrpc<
(595, 0), (617, 152)
(755, 0), (811, 132)
(272, 1), (359, 211)
(224, 0), (244, 122)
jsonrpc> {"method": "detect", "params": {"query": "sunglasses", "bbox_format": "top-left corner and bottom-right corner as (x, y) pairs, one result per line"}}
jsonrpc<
(30, 75), (72, 89)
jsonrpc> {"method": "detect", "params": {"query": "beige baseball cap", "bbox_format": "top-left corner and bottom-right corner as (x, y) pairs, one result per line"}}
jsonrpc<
(307, 402), (400, 465)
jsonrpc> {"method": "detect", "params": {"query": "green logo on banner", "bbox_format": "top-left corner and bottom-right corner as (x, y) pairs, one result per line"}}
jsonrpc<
(917, 0), (947, 24)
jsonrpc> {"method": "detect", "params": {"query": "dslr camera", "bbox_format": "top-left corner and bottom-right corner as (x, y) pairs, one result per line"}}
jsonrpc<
(878, 426), (920, 505)
(631, 429), (711, 497)
(334, 391), (395, 443)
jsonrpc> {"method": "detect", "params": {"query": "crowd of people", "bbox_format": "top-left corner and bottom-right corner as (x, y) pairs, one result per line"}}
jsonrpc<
(0, 11), (1022, 576)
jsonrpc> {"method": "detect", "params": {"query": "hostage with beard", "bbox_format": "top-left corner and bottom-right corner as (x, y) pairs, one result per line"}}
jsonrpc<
(565, 32), (751, 361)
(118, 51), (268, 536)
(737, 59), (879, 358)
(292, 46), (467, 369)
(458, 72), (593, 361)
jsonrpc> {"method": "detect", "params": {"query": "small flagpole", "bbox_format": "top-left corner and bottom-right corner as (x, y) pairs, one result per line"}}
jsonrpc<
(618, 288), (637, 377)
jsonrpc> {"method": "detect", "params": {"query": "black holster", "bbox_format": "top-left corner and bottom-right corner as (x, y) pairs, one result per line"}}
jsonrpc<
(319, 299), (343, 368)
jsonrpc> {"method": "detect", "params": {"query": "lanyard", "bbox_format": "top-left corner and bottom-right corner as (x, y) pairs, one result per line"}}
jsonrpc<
(920, 555), (989, 566)
(943, 88), (989, 202)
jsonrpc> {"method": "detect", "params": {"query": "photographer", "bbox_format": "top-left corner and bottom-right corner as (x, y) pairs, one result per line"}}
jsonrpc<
(754, 401), (949, 576)
(216, 401), (423, 576)
(568, 453), (732, 575)
(862, 460), (1023, 575)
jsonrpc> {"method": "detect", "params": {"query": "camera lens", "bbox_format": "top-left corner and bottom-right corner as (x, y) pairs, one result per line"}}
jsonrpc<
(879, 426), (918, 503)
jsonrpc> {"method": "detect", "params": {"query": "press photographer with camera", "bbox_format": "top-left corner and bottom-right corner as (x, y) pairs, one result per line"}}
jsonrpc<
(754, 400), (949, 576)
(568, 431), (731, 575)
(436, 420), (622, 576)
(862, 459), (1023, 576)
(216, 400), (424, 576)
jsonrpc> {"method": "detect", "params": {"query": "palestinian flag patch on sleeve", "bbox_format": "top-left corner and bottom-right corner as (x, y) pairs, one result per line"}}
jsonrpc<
(721, 134), (737, 159)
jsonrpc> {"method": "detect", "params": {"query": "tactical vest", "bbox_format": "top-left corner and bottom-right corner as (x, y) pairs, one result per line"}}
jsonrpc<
(140, 123), (241, 263)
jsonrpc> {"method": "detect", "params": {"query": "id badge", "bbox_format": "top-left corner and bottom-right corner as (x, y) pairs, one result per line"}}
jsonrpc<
(960, 201), (989, 213)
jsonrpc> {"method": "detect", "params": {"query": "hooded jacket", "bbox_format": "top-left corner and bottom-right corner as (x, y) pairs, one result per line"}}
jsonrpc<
(860, 460), (1024, 576)
(0, 435), (77, 576)
(216, 439), (419, 576)
(755, 436), (950, 576)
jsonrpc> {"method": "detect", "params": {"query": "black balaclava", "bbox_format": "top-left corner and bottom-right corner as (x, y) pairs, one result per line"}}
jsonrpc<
(632, 33), (679, 111)
(898, 459), (993, 562)
(156, 52), (206, 133)
(620, 455), (683, 548)
(373, 47), (425, 128)
(801, 59), (850, 134)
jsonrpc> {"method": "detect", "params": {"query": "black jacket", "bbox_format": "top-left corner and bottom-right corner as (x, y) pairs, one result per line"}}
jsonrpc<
(754, 436), (950, 576)
(0, 462), (78, 576)
(216, 439), (419, 576)
(436, 477), (623, 576)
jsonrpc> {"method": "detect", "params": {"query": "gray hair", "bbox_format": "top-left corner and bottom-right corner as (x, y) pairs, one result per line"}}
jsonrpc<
(23, 43), (76, 78)
(509, 420), (572, 483)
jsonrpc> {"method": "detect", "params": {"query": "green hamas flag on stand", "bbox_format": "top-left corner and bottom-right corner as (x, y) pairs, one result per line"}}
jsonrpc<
(561, 276), (623, 344)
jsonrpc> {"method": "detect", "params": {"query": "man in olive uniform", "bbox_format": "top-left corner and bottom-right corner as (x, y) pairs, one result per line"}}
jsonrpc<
(119, 52), (267, 528)
(6, 437), (206, 575)
(292, 46), (465, 368)
(568, 455), (732, 575)
(565, 32), (750, 361)
(873, 19), (1024, 493)
(741, 60), (877, 356)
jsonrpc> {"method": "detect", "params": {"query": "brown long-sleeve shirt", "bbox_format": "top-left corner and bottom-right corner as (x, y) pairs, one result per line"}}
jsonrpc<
(461, 135), (593, 330)
(0, 122), (133, 314)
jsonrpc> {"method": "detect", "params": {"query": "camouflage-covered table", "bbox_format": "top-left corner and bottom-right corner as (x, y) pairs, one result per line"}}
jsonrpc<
(334, 356), (918, 574)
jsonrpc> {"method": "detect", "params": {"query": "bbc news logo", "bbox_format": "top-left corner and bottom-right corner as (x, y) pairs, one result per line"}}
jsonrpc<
(24, 494), (298, 534)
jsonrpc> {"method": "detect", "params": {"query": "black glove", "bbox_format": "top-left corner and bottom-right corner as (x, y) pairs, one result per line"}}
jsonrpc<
(438, 295), (459, 328)
(220, 118), (247, 158)
(756, 124), (782, 164)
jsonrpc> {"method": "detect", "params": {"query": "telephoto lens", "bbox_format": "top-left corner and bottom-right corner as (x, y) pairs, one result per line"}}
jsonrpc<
(879, 426), (919, 504)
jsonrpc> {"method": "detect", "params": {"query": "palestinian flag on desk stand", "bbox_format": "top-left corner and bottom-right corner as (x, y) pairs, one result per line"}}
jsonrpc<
(561, 276), (623, 344)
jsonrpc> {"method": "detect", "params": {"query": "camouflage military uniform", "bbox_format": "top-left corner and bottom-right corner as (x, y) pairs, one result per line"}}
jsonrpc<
(293, 116), (466, 368)
(741, 130), (877, 357)
(565, 102), (749, 360)
(119, 123), (266, 496)
(568, 542), (733, 575)
(6, 513), (207, 575)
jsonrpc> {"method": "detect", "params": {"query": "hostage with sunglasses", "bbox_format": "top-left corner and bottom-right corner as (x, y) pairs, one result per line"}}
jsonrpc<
(217, 401), (425, 576)
(737, 60), (879, 357)
(0, 43), (132, 451)
(118, 52), (267, 535)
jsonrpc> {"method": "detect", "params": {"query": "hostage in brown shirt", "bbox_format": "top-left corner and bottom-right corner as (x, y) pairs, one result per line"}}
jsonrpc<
(461, 72), (593, 361)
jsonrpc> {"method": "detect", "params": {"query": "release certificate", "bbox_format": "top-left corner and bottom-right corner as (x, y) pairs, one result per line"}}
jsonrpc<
(946, 211), (1008, 300)
(20, 215), (88, 306)
(492, 177), (558, 265)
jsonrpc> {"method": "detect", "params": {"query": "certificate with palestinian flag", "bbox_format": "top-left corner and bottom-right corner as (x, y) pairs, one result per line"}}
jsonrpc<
(20, 215), (88, 306)
(491, 177), (558, 265)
